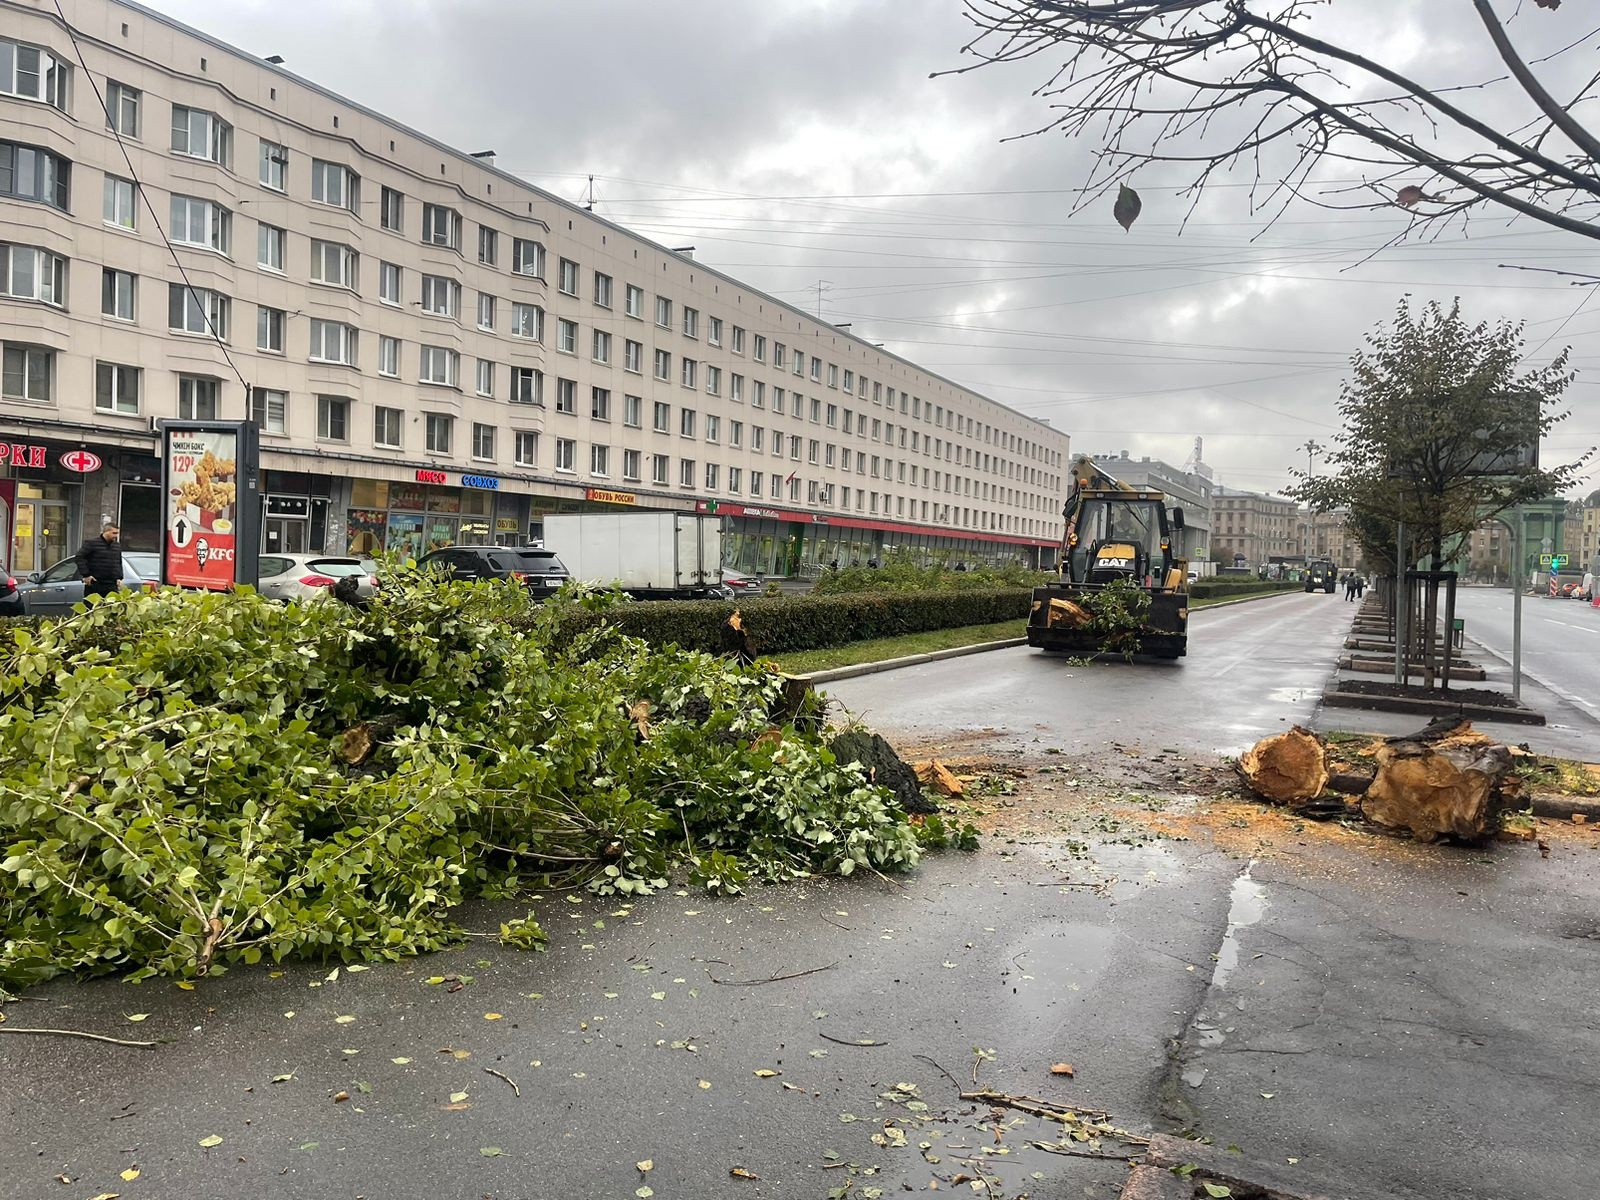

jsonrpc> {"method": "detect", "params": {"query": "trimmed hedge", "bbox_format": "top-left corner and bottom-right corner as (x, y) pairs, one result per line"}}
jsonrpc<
(1189, 578), (1304, 602)
(551, 588), (1033, 656)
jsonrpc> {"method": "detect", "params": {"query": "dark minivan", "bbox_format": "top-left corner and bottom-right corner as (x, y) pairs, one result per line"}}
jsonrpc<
(415, 545), (570, 598)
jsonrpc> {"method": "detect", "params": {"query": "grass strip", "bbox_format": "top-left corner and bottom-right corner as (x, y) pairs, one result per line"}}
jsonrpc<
(773, 620), (1025, 675)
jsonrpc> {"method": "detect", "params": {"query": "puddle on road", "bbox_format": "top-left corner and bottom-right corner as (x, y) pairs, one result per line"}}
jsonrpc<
(1210, 860), (1269, 991)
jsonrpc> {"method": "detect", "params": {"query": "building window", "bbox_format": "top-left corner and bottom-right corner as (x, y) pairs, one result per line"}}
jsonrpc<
(0, 245), (67, 306)
(259, 139), (287, 191)
(625, 284), (644, 318)
(753, 334), (767, 362)
(558, 258), (579, 296)
(750, 470), (763, 497)
(591, 387), (611, 421)
(730, 374), (744, 403)
(380, 186), (404, 232)
(789, 435), (802, 461)
(591, 444), (609, 477)
(592, 329), (611, 364)
(425, 413), (453, 454)
(729, 420), (743, 448)
(801, 354), (812, 380)
(512, 238), (543, 277)
(171, 195), (231, 254)
(511, 302), (543, 340)
(706, 365), (721, 396)
(311, 240), (358, 289)
(308, 318), (356, 365)
(512, 366), (543, 405)
(1, 344), (52, 403)
(378, 335), (400, 377)
(476, 358), (495, 397)
(101, 267), (135, 320)
(1, 142), (70, 210)
(420, 275), (459, 318)
(168, 284), (229, 340)
(593, 272), (613, 309)
(308, 160), (357, 211)
(514, 431), (538, 467)
(624, 339), (643, 374)
(705, 414), (720, 444)
(555, 378), (577, 414)
(96, 362), (141, 415)
(653, 349), (671, 381)
(380, 261), (401, 305)
(752, 427), (764, 453)
(557, 318), (577, 354)
(177, 374), (219, 420)
(708, 316), (722, 347)
(827, 363), (838, 388)
(680, 358), (697, 389)
(373, 406), (402, 449)
(752, 380), (765, 409)
(421, 205), (462, 250)
(655, 295), (671, 328)
(554, 438), (576, 473)
(419, 344), (459, 387)
(171, 106), (231, 165)
(773, 342), (785, 370)
(480, 226), (500, 267)
(731, 326), (745, 355)
(651, 454), (669, 485)
(257, 306), (284, 353)
(249, 386), (287, 434)
(728, 466), (741, 494)
(705, 462), (719, 491)
(315, 395), (349, 441)
(826, 403), (838, 429)
(652, 401), (670, 433)
(679, 458), (696, 488)
(680, 408), (696, 439)
(682, 307), (699, 339)
(105, 81), (141, 136)
(472, 422), (496, 461)
(103, 175), (136, 229)
(257, 223), (286, 272)
(623, 394), (642, 428)
(810, 397), (822, 423)
(623, 448), (641, 482)
(477, 292), (496, 331)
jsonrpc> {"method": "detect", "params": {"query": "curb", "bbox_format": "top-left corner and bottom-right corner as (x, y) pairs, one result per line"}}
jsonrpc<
(802, 638), (1028, 685)
(1530, 794), (1600, 821)
(1321, 687), (1546, 725)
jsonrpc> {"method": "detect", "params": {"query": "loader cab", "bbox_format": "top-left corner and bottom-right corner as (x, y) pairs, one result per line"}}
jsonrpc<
(1063, 492), (1174, 588)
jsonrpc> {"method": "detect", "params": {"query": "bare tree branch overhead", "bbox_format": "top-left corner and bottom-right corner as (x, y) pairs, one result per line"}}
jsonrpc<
(942, 0), (1600, 240)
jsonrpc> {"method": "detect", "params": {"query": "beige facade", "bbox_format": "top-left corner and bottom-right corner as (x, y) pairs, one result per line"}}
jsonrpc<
(1211, 488), (1299, 566)
(1, 0), (1070, 572)
(1297, 509), (1361, 570)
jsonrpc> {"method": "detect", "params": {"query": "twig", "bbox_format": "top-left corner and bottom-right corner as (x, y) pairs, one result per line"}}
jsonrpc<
(818, 1032), (887, 1047)
(913, 1053), (963, 1092)
(708, 961), (838, 986)
(959, 1089), (1116, 1125)
(1028, 1142), (1143, 1161)
(0, 1027), (156, 1047)
(483, 1067), (520, 1097)
(817, 914), (853, 932)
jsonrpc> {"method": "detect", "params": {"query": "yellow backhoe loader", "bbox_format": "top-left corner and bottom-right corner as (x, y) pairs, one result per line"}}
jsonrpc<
(1026, 455), (1190, 659)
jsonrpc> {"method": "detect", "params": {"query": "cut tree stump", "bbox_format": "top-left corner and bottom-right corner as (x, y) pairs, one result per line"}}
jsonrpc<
(830, 731), (938, 814)
(1360, 720), (1522, 841)
(1237, 726), (1329, 806)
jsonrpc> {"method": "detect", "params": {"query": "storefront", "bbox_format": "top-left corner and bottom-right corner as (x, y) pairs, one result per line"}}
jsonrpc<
(345, 469), (524, 557)
(260, 470), (337, 555)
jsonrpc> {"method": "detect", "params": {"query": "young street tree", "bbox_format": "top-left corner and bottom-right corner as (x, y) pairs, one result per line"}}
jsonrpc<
(1290, 297), (1586, 576)
(949, 0), (1600, 242)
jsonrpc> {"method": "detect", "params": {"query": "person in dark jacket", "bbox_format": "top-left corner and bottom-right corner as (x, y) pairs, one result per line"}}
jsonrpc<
(76, 523), (123, 598)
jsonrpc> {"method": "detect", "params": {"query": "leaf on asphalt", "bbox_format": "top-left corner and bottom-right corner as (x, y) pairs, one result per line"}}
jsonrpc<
(335, 1014), (356, 1024)
(636, 1159), (654, 1172)
(730, 1166), (761, 1180)
(450, 1091), (469, 1103)
(298, 1142), (319, 1152)
(697, 1079), (712, 1090)
(356, 1081), (372, 1095)
(1203, 1185), (1233, 1199)
(345, 964), (369, 973)
(283, 1011), (296, 1019)
(484, 1012), (503, 1020)
(636, 1189), (654, 1199)
(753, 1069), (779, 1078)
(175, 981), (195, 991)
(88, 1194), (119, 1200)
(271, 1073), (295, 1084)
(812, 1010), (828, 1019)
(425, 976), (446, 985)
(198, 1135), (223, 1148)
(1172, 1163), (1198, 1178)
(650, 992), (667, 1001)
(1260, 1092), (1275, 1099)
(391, 1057), (412, 1065)
(1050, 1063), (1076, 1077)
(119, 1167), (140, 1181)
(480, 1147), (503, 1157)
(325, 968), (340, 982)
(838, 1113), (860, 1123)
(808, 1049), (828, 1058)
(125, 1013), (150, 1022)
(332, 1091), (350, 1103)
(781, 1082), (805, 1092)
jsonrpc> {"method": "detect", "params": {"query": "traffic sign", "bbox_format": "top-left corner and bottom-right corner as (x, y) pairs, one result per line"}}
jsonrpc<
(1539, 553), (1568, 568)
(61, 449), (102, 473)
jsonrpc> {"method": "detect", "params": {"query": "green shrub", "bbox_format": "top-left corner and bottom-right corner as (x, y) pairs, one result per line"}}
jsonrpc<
(550, 588), (1034, 656)
(812, 551), (1049, 595)
(1188, 578), (1302, 601)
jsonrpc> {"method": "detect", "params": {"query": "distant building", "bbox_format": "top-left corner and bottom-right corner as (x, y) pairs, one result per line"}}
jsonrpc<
(1581, 498), (1600, 573)
(1082, 450), (1213, 563)
(1297, 509), (1362, 570)
(1212, 488), (1299, 567)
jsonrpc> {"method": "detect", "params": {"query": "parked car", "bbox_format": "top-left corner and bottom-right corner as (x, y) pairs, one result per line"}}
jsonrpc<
(257, 554), (379, 603)
(415, 545), (571, 597)
(718, 568), (763, 599)
(0, 572), (25, 618)
(17, 552), (162, 616)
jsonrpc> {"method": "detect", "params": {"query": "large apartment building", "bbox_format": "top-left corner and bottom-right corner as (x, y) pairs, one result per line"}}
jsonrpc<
(0, 0), (1072, 579)
(1211, 488), (1300, 567)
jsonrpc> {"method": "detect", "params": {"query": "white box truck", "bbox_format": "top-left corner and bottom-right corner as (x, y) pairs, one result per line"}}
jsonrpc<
(540, 512), (724, 600)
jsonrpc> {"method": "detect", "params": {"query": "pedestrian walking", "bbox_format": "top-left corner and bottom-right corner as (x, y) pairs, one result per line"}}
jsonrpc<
(76, 523), (123, 599)
(1344, 573), (1357, 602)
(1355, 574), (1366, 599)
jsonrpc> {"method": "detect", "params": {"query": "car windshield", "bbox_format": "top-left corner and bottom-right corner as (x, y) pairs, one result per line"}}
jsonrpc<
(308, 559), (368, 577)
(126, 554), (160, 579)
(508, 550), (567, 573)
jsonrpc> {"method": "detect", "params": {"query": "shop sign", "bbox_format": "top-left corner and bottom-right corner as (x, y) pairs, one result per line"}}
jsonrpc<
(61, 449), (103, 473)
(462, 474), (500, 490)
(586, 488), (636, 505)
(0, 443), (48, 469)
(494, 517), (521, 533)
(161, 421), (260, 591)
(415, 468), (449, 485)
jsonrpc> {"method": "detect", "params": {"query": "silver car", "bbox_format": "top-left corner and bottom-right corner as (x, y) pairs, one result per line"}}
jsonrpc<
(18, 552), (162, 616)
(256, 554), (379, 602)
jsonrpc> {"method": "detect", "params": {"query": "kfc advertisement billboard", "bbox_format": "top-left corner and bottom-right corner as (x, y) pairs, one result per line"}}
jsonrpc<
(161, 421), (261, 591)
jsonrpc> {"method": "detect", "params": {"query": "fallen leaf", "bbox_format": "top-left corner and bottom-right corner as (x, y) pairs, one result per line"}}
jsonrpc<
(198, 1135), (223, 1148)
(283, 1011), (296, 1019)
(450, 1091), (469, 1103)
(753, 1069), (779, 1078)
(124, 1013), (150, 1023)
(391, 1057), (412, 1065)
(356, 1081), (372, 1095)
(332, 1091), (350, 1103)
(636, 1159), (654, 1172)
(480, 1147), (504, 1157)
(1203, 1185), (1233, 1199)
(636, 1189), (654, 1199)
(483, 1012), (503, 1021)
(270, 1073), (295, 1084)
(345, 964), (369, 973)
(175, 981), (195, 991)
(119, 1168), (140, 1182)
(650, 992), (667, 1001)
(87, 1194), (119, 1200)
(1049, 1063), (1076, 1077)
(326, 968), (340, 983)
(697, 1079), (712, 1090)
(335, 1015), (356, 1024)
(730, 1166), (761, 1180)
(1260, 1092), (1275, 1099)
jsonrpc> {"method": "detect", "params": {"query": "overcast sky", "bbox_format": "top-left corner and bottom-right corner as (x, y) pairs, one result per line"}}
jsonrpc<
(149, 0), (1599, 499)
